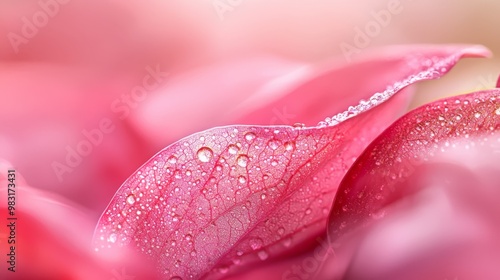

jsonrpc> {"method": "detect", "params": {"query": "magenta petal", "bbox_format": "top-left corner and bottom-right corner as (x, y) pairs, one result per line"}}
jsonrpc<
(94, 45), (489, 279)
(329, 88), (500, 242)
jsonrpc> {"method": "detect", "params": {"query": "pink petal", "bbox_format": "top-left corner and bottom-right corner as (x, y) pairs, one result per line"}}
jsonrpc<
(336, 163), (500, 279)
(94, 45), (489, 279)
(0, 161), (159, 279)
(329, 88), (500, 242)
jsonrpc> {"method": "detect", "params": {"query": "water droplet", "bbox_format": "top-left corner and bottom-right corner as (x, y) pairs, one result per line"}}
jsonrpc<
(185, 234), (193, 241)
(228, 144), (239, 155)
(197, 147), (213, 163)
(474, 112), (481, 118)
(126, 194), (136, 205)
(293, 123), (305, 129)
(284, 141), (295, 151)
(495, 108), (500, 115)
(136, 210), (142, 215)
(277, 227), (285, 236)
(185, 170), (192, 176)
(236, 250), (244, 256)
(261, 193), (266, 200)
(257, 250), (269, 261)
(190, 250), (197, 257)
(305, 208), (312, 215)
(271, 160), (278, 167)
(245, 132), (256, 142)
(233, 257), (242, 265)
(249, 237), (264, 250)
(237, 154), (249, 167)
(108, 233), (117, 243)
(168, 155), (178, 164)
(283, 237), (292, 247)
(238, 176), (247, 184)
(170, 276), (182, 280)
(268, 140), (280, 150)
(219, 266), (229, 274)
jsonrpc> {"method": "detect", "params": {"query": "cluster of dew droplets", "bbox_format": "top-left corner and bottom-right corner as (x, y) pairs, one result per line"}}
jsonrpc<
(318, 53), (458, 127)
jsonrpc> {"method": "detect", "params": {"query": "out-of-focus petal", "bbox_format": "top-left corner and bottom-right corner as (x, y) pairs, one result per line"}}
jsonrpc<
(0, 161), (159, 279)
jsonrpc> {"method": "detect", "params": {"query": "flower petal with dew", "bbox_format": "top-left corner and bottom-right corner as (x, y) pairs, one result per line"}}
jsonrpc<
(328, 88), (500, 279)
(94, 45), (489, 279)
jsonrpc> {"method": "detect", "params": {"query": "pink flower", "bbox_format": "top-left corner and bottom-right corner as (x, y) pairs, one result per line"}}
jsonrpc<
(92, 45), (491, 279)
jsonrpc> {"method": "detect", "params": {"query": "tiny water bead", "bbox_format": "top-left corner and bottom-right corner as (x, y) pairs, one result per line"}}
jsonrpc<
(284, 141), (295, 151)
(283, 237), (292, 248)
(197, 147), (214, 163)
(249, 237), (264, 250)
(108, 233), (117, 243)
(268, 140), (280, 150)
(126, 194), (136, 205)
(238, 176), (247, 184)
(244, 132), (256, 142)
(257, 250), (269, 261)
(293, 123), (305, 129)
(168, 155), (178, 164)
(218, 266), (229, 274)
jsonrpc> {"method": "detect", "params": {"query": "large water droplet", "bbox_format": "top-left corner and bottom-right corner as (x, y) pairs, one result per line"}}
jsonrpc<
(496, 107), (500, 115)
(126, 194), (136, 205)
(245, 132), (256, 142)
(237, 154), (249, 167)
(197, 147), (213, 163)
